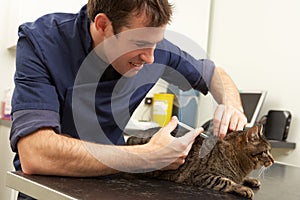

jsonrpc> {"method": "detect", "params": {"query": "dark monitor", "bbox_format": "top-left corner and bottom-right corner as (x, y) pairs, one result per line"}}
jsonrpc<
(240, 90), (267, 128)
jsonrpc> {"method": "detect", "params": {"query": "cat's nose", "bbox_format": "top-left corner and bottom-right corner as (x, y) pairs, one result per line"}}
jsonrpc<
(265, 152), (274, 167)
(264, 162), (271, 167)
(264, 159), (274, 167)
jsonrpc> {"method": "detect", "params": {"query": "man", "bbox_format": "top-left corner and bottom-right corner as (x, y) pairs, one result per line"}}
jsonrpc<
(11, 0), (246, 183)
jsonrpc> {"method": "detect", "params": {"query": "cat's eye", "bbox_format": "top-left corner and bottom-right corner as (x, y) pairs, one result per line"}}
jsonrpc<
(253, 150), (268, 157)
(260, 151), (269, 156)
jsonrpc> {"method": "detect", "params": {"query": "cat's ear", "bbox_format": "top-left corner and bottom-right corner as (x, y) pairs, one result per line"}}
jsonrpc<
(245, 126), (260, 143)
(257, 125), (264, 136)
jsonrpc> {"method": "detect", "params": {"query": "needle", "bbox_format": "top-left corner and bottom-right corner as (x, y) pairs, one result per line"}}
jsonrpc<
(177, 121), (209, 139)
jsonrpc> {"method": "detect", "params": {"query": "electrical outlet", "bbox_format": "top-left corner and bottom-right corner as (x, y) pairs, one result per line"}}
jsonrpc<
(144, 97), (153, 105)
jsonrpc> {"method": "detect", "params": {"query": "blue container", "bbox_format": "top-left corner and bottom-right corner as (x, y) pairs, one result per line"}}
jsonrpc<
(167, 85), (199, 128)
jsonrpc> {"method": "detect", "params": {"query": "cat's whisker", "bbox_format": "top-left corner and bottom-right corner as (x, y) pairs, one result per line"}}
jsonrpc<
(257, 166), (267, 179)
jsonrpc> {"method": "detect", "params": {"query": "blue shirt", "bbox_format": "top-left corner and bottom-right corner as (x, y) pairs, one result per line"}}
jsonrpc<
(10, 5), (215, 172)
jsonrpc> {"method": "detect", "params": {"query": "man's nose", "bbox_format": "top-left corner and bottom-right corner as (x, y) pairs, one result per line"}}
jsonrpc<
(140, 48), (155, 64)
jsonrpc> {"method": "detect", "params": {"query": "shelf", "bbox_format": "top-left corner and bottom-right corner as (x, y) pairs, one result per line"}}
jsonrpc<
(7, 45), (16, 51)
(0, 119), (11, 128)
(269, 140), (296, 149)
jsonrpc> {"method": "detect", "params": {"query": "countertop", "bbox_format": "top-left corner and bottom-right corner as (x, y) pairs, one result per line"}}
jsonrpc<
(0, 119), (11, 127)
(6, 163), (300, 200)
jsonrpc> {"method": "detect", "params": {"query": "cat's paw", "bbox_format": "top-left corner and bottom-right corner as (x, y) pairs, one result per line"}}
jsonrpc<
(243, 177), (261, 188)
(233, 186), (254, 199)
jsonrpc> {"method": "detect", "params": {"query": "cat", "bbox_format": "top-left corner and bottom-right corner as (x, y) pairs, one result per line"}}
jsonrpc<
(126, 124), (274, 199)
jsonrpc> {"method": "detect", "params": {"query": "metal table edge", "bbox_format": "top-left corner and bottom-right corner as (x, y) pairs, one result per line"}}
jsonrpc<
(6, 171), (77, 200)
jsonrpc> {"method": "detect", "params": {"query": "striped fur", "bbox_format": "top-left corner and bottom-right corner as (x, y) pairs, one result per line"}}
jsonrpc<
(126, 125), (274, 199)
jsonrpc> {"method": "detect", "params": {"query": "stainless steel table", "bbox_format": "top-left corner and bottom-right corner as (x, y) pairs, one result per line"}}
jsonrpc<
(6, 162), (300, 200)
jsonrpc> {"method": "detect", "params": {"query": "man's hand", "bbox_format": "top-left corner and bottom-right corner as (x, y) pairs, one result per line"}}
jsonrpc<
(213, 104), (247, 139)
(146, 116), (202, 170)
(208, 67), (247, 139)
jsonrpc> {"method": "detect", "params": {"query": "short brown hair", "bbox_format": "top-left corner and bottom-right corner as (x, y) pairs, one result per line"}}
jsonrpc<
(87, 0), (173, 34)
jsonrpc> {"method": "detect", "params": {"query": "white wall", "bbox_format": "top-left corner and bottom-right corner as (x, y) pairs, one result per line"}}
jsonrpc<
(167, 0), (211, 53)
(7, 0), (87, 49)
(208, 0), (300, 166)
(0, 1), (15, 106)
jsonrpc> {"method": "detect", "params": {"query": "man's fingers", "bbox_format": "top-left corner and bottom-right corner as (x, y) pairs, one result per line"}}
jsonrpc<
(152, 116), (178, 142)
(162, 157), (185, 170)
(179, 128), (203, 146)
(229, 113), (239, 131)
(219, 113), (231, 137)
(213, 104), (225, 136)
(237, 116), (247, 130)
(161, 116), (178, 133)
(214, 104), (246, 139)
(181, 141), (194, 158)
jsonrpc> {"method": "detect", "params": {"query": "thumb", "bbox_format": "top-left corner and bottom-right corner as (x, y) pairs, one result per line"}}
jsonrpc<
(161, 116), (178, 133)
(179, 127), (203, 146)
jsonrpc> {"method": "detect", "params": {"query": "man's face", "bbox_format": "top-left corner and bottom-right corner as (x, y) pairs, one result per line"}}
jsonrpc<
(103, 13), (166, 77)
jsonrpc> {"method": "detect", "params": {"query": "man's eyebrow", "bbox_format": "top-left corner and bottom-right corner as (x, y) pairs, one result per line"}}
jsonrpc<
(130, 39), (163, 45)
(130, 40), (154, 45)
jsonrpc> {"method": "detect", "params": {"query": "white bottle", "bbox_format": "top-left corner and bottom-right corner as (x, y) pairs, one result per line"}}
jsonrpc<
(1, 88), (12, 120)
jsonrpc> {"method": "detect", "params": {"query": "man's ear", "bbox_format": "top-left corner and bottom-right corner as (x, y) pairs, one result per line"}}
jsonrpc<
(94, 13), (114, 35)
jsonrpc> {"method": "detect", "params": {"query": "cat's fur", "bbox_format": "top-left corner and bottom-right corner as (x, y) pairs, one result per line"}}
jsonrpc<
(126, 125), (274, 199)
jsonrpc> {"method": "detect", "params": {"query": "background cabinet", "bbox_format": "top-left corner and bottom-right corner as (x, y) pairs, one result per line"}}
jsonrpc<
(7, 0), (87, 49)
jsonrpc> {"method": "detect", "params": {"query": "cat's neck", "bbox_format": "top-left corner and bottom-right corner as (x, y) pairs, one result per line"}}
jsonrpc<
(216, 140), (255, 179)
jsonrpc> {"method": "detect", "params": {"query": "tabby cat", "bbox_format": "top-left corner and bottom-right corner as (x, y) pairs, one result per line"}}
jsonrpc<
(126, 125), (274, 199)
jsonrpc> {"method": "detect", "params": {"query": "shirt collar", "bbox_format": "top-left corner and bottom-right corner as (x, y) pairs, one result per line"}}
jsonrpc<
(77, 5), (93, 54)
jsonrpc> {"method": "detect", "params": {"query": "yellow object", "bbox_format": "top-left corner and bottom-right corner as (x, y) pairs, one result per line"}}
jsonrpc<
(152, 93), (174, 127)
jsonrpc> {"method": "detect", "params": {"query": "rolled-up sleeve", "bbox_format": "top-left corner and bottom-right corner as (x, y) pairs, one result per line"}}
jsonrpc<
(192, 58), (215, 94)
(10, 110), (61, 152)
